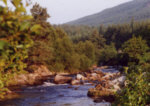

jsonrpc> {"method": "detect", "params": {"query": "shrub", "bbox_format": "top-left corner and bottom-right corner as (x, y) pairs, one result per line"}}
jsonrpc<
(0, 0), (39, 98)
(114, 65), (150, 105)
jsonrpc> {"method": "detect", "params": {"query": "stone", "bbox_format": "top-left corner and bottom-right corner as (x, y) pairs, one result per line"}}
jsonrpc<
(71, 79), (83, 85)
(111, 76), (126, 85)
(54, 75), (72, 84)
(34, 65), (52, 76)
(9, 65), (53, 86)
(102, 72), (118, 80)
(42, 82), (56, 87)
(76, 74), (85, 80)
(113, 85), (121, 92)
(108, 76), (126, 92)
(91, 73), (98, 77)
(14, 74), (28, 85)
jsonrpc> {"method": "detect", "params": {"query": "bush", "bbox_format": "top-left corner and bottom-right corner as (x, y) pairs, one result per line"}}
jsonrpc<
(114, 65), (150, 105)
(0, 0), (39, 98)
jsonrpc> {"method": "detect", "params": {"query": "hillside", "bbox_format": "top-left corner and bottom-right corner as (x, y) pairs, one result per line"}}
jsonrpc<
(66, 0), (150, 26)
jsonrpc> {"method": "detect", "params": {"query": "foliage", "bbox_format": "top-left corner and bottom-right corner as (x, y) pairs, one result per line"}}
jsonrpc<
(115, 65), (150, 105)
(75, 41), (96, 70)
(99, 44), (117, 65)
(52, 29), (80, 71)
(0, 0), (39, 98)
(89, 30), (106, 49)
(122, 36), (149, 65)
(60, 25), (96, 43)
(30, 3), (50, 22)
(29, 4), (102, 72)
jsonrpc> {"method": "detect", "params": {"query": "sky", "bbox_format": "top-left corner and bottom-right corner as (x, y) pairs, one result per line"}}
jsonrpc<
(30, 0), (132, 24)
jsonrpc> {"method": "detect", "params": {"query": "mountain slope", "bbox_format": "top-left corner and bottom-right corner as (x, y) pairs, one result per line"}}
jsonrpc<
(66, 0), (150, 26)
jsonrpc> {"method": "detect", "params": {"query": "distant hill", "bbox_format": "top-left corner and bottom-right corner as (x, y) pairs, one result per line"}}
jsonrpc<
(66, 0), (150, 26)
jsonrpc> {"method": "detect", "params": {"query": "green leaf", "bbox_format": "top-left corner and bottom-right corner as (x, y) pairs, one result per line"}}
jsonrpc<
(20, 22), (30, 31)
(0, 40), (8, 50)
(30, 24), (42, 33)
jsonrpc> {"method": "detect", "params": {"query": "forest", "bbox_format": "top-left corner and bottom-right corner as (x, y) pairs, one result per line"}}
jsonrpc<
(0, 0), (150, 105)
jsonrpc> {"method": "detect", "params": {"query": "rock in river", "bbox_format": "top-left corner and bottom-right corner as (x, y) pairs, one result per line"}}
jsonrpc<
(76, 74), (85, 80)
(54, 74), (72, 84)
(71, 79), (83, 85)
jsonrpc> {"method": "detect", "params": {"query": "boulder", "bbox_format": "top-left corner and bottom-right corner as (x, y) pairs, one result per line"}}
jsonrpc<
(27, 73), (40, 85)
(54, 75), (72, 84)
(113, 84), (121, 92)
(13, 74), (28, 85)
(71, 79), (83, 85)
(111, 76), (126, 85)
(109, 76), (126, 92)
(8, 65), (53, 87)
(89, 73), (99, 81)
(91, 73), (98, 77)
(102, 73), (118, 80)
(76, 74), (85, 80)
(34, 65), (53, 76)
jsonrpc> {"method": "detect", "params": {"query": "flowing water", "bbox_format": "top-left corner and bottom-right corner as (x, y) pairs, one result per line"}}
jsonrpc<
(0, 67), (119, 106)
(0, 83), (111, 106)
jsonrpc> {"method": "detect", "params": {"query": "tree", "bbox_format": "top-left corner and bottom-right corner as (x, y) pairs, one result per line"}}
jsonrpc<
(122, 36), (149, 65)
(99, 44), (117, 65)
(27, 4), (54, 70)
(30, 3), (50, 22)
(89, 30), (106, 49)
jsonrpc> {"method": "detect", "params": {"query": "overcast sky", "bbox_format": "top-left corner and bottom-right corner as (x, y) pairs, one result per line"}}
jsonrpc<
(31, 0), (132, 24)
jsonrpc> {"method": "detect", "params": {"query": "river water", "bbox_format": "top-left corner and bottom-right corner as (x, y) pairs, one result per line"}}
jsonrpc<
(0, 83), (110, 106)
(0, 67), (119, 106)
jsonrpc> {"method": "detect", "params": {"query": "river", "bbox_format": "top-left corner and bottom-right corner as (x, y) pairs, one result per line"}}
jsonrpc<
(0, 83), (111, 106)
(0, 67), (119, 106)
